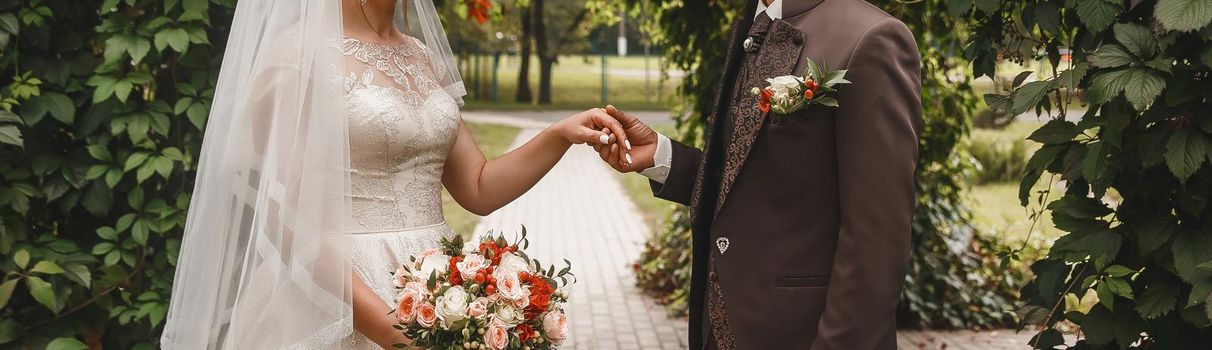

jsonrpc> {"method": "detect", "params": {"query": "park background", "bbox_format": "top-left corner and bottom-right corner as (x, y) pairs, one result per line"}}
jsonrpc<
(1, 0), (1211, 349)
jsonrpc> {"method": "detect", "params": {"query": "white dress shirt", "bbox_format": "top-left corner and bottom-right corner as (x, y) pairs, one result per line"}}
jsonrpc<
(640, 0), (784, 183)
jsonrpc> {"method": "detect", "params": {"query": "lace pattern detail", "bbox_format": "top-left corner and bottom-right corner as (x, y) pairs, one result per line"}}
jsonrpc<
(340, 37), (461, 231)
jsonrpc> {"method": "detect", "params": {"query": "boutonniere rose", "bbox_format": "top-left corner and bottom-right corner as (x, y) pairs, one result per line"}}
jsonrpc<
(752, 58), (850, 114)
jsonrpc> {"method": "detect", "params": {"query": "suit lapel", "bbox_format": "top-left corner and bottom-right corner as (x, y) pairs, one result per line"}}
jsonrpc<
(715, 20), (804, 215)
(688, 18), (748, 217)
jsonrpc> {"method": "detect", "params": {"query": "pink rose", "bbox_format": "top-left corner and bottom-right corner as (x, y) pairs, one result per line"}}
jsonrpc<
(484, 320), (510, 350)
(396, 288), (423, 324)
(392, 266), (410, 288)
(468, 297), (490, 319)
(542, 311), (568, 346)
(494, 271), (529, 304)
(456, 254), (487, 280)
(404, 281), (429, 297)
(415, 301), (438, 328)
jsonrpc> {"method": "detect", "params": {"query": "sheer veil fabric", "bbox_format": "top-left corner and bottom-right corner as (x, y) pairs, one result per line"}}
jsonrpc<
(161, 0), (465, 348)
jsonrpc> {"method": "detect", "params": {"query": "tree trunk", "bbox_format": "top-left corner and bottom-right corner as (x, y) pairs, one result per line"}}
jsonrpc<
(533, 0), (552, 104)
(515, 9), (533, 103)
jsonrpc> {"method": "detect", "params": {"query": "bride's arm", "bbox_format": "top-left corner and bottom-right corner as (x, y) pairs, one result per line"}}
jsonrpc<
(352, 275), (413, 348)
(442, 109), (629, 215)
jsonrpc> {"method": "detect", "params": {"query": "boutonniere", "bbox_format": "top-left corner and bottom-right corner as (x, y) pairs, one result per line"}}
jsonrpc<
(751, 58), (849, 114)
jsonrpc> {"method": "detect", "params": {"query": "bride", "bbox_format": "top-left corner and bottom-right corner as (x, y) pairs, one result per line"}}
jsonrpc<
(159, 0), (630, 348)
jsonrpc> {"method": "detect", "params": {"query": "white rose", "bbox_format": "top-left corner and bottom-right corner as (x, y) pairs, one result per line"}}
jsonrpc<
(456, 254), (487, 280)
(766, 76), (800, 101)
(494, 303), (526, 326)
(435, 285), (470, 329)
(496, 252), (530, 275)
(414, 253), (450, 280)
(467, 297), (490, 319)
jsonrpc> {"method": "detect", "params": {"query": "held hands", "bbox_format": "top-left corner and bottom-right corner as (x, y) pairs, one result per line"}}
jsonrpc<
(592, 105), (658, 173)
(554, 108), (633, 165)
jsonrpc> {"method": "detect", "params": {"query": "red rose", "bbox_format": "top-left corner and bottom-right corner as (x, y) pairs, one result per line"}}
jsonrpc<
(516, 324), (534, 343)
(524, 276), (554, 319)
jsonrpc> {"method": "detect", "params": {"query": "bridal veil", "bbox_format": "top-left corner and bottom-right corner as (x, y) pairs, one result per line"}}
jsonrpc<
(160, 0), (464, 348)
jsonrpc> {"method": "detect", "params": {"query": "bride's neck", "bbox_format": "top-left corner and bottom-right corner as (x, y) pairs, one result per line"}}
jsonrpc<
(342, 0), (399, 41)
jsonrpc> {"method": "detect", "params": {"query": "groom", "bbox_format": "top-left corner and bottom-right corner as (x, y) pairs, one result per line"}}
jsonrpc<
(596, 0), (921, 348)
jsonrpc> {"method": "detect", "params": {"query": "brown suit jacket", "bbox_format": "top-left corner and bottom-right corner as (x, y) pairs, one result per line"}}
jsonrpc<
(651, 0), (922, 348)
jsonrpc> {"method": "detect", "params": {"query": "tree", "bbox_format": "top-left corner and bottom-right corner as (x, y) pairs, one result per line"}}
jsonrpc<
(966, 0), (1212, 347)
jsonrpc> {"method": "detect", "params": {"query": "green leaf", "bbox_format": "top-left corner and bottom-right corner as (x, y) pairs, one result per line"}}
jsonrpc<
(124, 151), (151, 171)
(1027, 120), (1080, 144)
(1056, 64), (1090, 89)
(30, 261), (64, 274)
(1137, 280), (1179, 319)
(0, 13), (18, 34)
(1104, 265), (1136, 277)
(1083, 141), (1109, 184)
(92, 242), (115, 255)
(163, 28), (190, 53)
(43, 92), (75, 124)
(1049, 195), (1112, 218)
(0, 279), (17, 309)
(947, 0), (973, 16)
(1113, 23), (1158, 58)
(1090, 44), (1137, 68)
(45, 337), (88, 350)
(1088, 68), (1166, 110)
(87, 144), (112, 162)
(132, 220), (149, 245)
(1164, 127), (1209, 182)
(62, 264), (90, 288)
(26, 276), (61, 313)
(0, 125), (22, 147)
(1076, 0), (1122, 33)
(129, 38), (151, 64)
(1173, 229), (1212, 283)
(12, 250), (28, 269)
(1012, 80), (1056, 115)
(1106, 277), (1135, 300)
(1155, 0), (1212, 32)
(1135, 215), (1178, 255)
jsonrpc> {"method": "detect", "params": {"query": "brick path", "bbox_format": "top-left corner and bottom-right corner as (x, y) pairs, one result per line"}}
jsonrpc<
(468, 114), (1042, 350)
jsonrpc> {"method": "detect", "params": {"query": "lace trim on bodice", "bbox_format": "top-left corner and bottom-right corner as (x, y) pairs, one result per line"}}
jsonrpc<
(339, 37), (461, 232)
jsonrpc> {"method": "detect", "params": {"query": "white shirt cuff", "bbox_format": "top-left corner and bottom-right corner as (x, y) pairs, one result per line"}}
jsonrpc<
(639, 133), (673, 184)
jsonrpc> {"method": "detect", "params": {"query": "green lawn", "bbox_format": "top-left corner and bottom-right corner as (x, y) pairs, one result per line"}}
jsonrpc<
(969, 121), (1066, 248)
(442, 122), (522, 238)
(460, 55), (679, 111)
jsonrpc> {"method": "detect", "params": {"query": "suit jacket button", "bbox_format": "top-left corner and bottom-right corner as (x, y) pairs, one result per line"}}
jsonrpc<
(709, 270), (718, 281)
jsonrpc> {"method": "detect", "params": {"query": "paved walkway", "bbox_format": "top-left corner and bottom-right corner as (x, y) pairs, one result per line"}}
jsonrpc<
(469, 114), (1042, 350)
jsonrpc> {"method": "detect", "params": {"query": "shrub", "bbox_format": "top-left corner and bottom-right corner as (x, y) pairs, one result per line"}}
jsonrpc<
(0, 0), (232, 347)
(966, 0), (1212, 347)
(970, 129), (1031, 184)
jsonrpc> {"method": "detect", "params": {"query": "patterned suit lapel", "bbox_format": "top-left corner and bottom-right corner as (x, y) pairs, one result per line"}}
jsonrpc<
(688, 18), (747, 219)
(715, 20), (804, 215)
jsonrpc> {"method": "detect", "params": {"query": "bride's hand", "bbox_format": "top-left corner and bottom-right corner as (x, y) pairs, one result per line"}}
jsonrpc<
(553, 108), (632, 164)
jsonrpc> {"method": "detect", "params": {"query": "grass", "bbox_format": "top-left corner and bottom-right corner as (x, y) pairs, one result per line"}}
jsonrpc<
(612, 122), (680, 232)
(969, 121), (1065, 248)
(442, 122), (522, 238)
(459, 55), (680, 112)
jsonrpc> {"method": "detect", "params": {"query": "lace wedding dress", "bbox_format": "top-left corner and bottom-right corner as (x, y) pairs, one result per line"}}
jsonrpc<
(337, 36), (461, 348)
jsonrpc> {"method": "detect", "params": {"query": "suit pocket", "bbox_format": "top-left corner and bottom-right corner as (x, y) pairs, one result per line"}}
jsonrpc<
(774, 276), (830, 288)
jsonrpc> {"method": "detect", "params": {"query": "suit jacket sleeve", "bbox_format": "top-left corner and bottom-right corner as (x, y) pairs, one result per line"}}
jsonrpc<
(811, 18), (922, 350)
(649, 139), (702, 206)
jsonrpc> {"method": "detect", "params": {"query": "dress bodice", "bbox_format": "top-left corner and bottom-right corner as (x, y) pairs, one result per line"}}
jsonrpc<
(339, 37), (461, 232)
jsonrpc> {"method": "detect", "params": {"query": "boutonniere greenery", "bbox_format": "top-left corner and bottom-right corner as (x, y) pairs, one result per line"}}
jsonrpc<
(751, 58), (849, 114)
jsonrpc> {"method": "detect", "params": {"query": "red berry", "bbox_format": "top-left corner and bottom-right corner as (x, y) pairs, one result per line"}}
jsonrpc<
(803, 89), (815, 100)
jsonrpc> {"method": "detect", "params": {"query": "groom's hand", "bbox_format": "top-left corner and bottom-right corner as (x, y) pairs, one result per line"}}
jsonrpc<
(594, 105), (658, 172)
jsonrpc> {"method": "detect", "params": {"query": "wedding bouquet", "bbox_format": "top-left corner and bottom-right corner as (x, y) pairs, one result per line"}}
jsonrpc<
(391, 229), (573, 350)
(751, 58), (850, 114)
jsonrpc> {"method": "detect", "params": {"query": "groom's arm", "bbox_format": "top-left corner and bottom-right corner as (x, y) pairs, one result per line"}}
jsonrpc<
(811, 18), (922, 350)
(645, 136), (701, 206)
